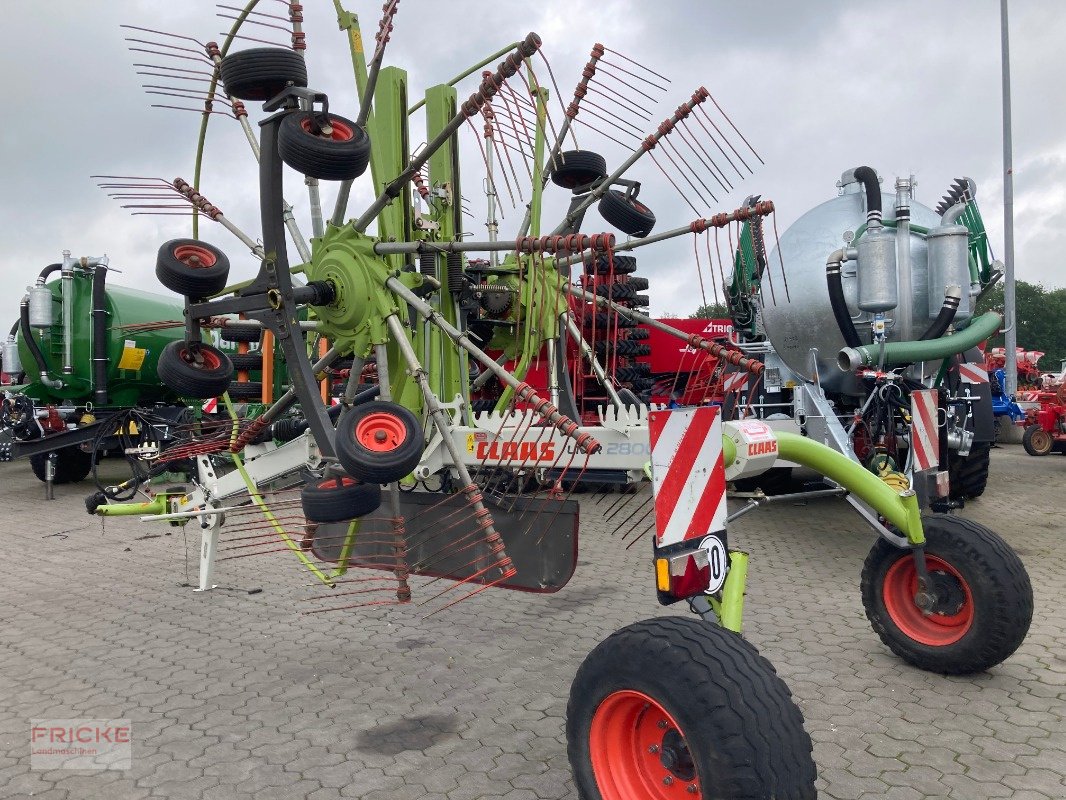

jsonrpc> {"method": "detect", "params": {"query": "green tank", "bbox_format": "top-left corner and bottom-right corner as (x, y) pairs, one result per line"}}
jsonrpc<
(16, 268), (186, 407)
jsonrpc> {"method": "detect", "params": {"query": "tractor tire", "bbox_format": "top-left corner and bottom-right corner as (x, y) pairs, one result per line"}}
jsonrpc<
(219, 46), (308, 101)
(230, 352), (263, 371)
(595, 282), (637, 302)
(631, 293), (650, 307)
(157, 341), (234, 399)
(948, 442), (991, 499)
(278, 111), (371, 181)
(549, 149), (607, 191)
(225, 381), (263, 401)
(219, 326), (261, 344)
(335, 401), (424, 484)
(587, 254), (637, 275)
(585, 312), (637, 330)
(627, 328), (650, 341)
(860, 514), (1033, 674)
(155, 239), (231, 298)
(1022, 425), (1053, 457)
(30, 447), (94, 485)
(567, 617), (816, 800)
(627, 276), (650, 290)
(598, 189), (656, 238)
(301, 475), (381, 523)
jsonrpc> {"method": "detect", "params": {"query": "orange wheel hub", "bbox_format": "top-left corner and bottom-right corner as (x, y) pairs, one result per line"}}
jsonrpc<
(354, 412), (407, 453)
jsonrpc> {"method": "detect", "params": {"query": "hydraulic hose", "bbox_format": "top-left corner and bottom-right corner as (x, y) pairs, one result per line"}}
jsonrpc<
(37, 263), (61, 283)
(91, 266), (109, 405)
(20, 297), (50, 375)
(838, 310), (1001, 372)
(918, 285), (961, 341)
(8, 319), (19, 338)
(826, 250), (862, 348)
(852, 166), (882, 226)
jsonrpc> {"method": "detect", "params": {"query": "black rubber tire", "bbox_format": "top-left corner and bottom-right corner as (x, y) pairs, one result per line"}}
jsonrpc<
(219, 326), (262, 344)
(226, 381), (263, 401)
(30, 448), (94, 485)
(631, 293), (650, 307)
(301, 475), (381, 523)
(157, 341), (234, 399)
(278, 111), (371, 181)
(229, 352), (263, 372)
(627, 328), (649, 341)
(155, 239), (231, 298)
(598, 189), (656, 238)
(335, 401), (424, 484)
(567, 617), (816, 800)
(585, 312), (637, 330)
(1022, 425), (1053, 457)
(948, 442), (992, 499)
(595, 282), (637, 302)
(595, 339), (650, 357)
(219, 46), (308, 101)
(627, 276), (650, 290)
(587, 254), (637, 275)
(861, 514), (1033, 674)
(549, 149), (607, 190)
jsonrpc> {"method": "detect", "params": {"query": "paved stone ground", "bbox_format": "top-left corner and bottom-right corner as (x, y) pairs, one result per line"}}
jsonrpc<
(0, 444), (1062, 799)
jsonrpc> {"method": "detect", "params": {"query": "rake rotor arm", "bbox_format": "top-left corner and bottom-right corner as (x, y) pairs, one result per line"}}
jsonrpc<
(352, 33), (542, 233)
(563, 283), (764, 376)
(385, 276), (602, 454)
(563, 314), (623, 407)
(550, 86), (710, 236)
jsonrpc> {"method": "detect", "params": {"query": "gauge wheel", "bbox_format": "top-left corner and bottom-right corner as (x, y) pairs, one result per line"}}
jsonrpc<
(219, 46), (308, 101)
(30, 448), (94, 485)
(278, 111), (371, 181)
(301, 475), (382, 523)
(549, 149), (607, 191)
(1022, 425), (1053, 456)
(861, 514), (1033, 674)
(598, 189), (656, 238)
(155, 239), (231, 298)
(334, 401), (424, 484)
(157, 341), (234, 399)
(567, 616), (816, 800)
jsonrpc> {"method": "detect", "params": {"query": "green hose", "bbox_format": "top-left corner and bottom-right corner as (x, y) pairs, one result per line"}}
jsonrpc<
(773, 432), (925, 544)
(838, 311), (1001, 371)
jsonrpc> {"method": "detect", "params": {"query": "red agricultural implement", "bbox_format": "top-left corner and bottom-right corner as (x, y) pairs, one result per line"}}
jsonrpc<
(1020, 384), (1066, 456)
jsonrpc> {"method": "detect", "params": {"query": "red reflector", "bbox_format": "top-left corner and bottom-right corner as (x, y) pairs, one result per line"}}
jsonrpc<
(666, 551), (710, 599)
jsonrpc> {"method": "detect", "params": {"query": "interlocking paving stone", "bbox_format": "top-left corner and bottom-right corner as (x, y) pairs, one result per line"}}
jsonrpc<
(1, 444), (1063, 798)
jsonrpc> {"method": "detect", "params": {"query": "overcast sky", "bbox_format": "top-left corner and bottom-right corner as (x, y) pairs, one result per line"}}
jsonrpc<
(2, 0), (1062, 332)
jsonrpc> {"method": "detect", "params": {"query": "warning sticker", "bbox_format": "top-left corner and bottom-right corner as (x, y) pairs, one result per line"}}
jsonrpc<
(117, 340), (147, 371)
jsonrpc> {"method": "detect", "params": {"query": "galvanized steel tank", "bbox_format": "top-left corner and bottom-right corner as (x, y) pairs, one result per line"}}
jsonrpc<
(761, 175), (944, 394)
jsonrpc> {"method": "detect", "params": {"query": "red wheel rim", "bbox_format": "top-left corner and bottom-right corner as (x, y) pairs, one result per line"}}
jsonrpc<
(317, 476), (357, 490)
(181, 346), (221, 371)
(173, 244), (217, 269)
(589, 690), (701, 799)
(882, 555), (974, 646)
(301, 116), (354, 141)
(354, 412), (407, 453)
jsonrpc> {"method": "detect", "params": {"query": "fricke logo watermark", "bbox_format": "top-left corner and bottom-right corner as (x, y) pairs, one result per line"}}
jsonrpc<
(30, 719), (132, 770)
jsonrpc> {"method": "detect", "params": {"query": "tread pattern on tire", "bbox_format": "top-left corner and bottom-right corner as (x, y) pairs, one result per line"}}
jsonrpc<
(219, 47), (308, 101)
(567, 616), (817, 800)
(860, 514), (1033, 674)
(949, 442), (991, 498)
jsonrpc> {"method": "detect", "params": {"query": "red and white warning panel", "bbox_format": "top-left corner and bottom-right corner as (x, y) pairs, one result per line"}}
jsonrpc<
(649, 406), (727, 548)
(957, 362), (989, 384)
(910, 389), (940, 473)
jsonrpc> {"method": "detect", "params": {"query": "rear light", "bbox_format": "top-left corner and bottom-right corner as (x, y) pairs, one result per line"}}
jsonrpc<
(655, 548), (711, 600)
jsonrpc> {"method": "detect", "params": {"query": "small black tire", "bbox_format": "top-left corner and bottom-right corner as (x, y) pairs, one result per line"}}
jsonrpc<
(225, 381), (263, 401)
(586, 254), (637, 275)
(157, 341), (234, 399)
(585, 312), (637, 330)
(567, 617), (816, 800)
(627, 328), (650, 341)
(861, 514), (1033, 674)
(627, 276), (650, 290)
(549, 149), (607, 190)
(948, 442), (992, 499)
(631, 293), (650, 307)
(598, 189), (656, 238)
(1022, 425), (1053, 457)
(335, 401), (424, 484)
(30, 448), (94, 485)
(301, 475), (381, 523)
(278, 111), (371, 181)
(230, 352), (263, 371)
(155, 239), (231, 298)
(595, 282), (637, 302)
(219, 327), (262, 344)
(219, 46), (308, 101)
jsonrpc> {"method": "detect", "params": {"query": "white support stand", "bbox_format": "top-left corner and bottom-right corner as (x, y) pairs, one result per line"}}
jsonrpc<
(195, 514), (221, 592)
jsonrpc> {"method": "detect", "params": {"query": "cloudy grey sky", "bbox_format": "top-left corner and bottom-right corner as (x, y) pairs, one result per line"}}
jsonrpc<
(2, 0), (1062, 330)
